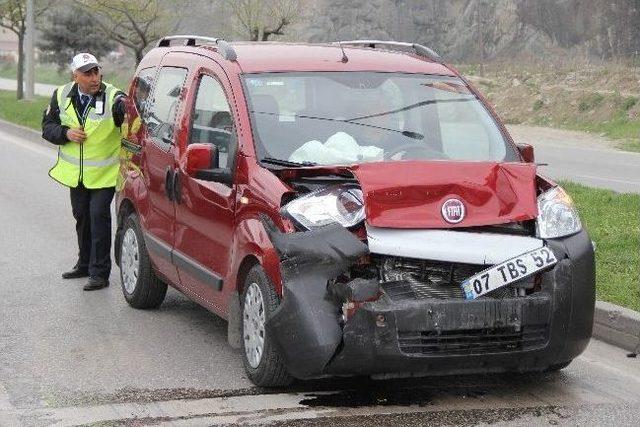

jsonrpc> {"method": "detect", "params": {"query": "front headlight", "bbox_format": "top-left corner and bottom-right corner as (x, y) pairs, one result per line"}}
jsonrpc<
(536, 186), (582, 238)
(282, 185), (365, 230)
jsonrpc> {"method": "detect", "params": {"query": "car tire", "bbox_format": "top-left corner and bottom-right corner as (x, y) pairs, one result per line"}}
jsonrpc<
(119, 213), (167, 309)
(241, 265), (293, 387)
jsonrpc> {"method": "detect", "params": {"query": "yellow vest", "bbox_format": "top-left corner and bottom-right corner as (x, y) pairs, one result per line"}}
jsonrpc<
(48, 82), (121, 189)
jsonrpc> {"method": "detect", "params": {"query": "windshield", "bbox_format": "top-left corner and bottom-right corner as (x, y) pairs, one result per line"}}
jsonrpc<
(243, 72), (517, 166)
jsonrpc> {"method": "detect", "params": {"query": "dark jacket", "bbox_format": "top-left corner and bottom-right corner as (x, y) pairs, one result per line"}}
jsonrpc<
(42, 82), (126, 145)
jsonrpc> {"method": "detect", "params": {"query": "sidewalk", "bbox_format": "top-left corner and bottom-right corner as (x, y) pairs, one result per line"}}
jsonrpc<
(0, 77), (58, 97)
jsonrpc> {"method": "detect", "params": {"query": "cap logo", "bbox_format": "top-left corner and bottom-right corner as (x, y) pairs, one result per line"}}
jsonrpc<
(441, 198), (465, 224)
(82, 54), (91, 62)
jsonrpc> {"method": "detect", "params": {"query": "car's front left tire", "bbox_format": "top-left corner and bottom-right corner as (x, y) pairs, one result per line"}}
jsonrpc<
(119, 213), (167, 309)
(241, 265), (293, 387)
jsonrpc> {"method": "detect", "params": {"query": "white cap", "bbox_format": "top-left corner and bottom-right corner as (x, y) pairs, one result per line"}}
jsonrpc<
(71, 53), (100, 72)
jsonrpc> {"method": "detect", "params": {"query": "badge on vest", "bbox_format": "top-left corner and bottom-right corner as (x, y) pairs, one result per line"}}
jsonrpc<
(95, 100), (105, 115)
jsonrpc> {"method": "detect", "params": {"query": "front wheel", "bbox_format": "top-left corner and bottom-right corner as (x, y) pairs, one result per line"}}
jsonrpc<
(119, 213), (167, 309)
(241, 265), (293, 387)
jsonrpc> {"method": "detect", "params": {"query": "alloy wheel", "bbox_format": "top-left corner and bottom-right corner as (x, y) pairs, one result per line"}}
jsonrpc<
(121, 228), (140, 294)
(243, 282), (266, 369)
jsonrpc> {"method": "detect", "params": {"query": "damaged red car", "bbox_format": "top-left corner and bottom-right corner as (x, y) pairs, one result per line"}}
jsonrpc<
(115, 37), (595, 386)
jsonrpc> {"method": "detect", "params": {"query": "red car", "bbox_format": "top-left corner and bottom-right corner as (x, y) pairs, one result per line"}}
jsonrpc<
(115, 37), (595, 386)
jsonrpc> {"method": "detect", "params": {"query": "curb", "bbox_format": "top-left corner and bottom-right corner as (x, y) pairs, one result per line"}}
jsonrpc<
(2, 115), (640, 352)
(594, 300), (640, 353)
(0, 118), (49, 146)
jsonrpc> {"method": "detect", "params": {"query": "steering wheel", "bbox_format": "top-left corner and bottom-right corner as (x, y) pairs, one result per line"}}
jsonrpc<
(384, 142), (448, 160)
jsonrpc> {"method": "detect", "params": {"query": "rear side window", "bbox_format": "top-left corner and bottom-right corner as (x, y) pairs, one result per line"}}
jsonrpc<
(132, 67), (155, 117)
(146, 67), (188, 143)
(190, 75), (234, 169)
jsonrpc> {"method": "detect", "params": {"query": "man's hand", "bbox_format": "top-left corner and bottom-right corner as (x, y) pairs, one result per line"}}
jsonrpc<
(66, 128), (87, 143)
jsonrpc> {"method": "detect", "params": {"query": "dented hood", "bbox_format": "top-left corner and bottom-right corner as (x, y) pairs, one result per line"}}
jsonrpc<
(349, 161), (538, 229)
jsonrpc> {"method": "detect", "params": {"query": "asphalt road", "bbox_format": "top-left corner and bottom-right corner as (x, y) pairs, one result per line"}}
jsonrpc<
(508, 125), (640, 193)
(1, 126), (640, 426)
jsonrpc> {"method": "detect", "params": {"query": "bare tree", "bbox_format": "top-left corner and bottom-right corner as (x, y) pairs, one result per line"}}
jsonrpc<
(226, 0), (303, 41)
(0, 0), (52, 99)
(73, 0), (178, 64)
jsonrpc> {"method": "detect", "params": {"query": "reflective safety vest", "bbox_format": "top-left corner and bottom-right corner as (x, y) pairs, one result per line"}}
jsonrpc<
(48, 82), (121, 189)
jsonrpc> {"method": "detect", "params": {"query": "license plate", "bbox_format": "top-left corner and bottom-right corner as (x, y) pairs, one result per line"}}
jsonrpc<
(460, 247), (558, 300)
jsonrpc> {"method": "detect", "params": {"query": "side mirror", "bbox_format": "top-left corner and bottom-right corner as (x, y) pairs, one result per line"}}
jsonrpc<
(181, 143), (233, 185)
(517, 143), (535, 163)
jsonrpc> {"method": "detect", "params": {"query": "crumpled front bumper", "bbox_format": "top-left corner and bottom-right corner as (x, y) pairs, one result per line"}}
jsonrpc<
(265, 221), (595, 380)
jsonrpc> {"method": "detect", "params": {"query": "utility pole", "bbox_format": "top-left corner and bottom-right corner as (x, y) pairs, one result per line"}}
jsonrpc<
(24, 0), (35, 100)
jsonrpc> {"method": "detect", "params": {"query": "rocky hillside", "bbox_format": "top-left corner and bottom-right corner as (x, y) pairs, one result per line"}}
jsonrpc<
(302, 0), (639, 62)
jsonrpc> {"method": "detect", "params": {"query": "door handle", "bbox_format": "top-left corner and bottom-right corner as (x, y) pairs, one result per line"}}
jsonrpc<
(172, 169), (181, 204)
(165, 167), (174, 201)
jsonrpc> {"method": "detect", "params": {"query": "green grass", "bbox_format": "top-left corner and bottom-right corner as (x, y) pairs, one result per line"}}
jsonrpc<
(0, 89), (50, 130)
(560, 181), (640, 311)
(532, 99), (544, 111)
(577, 93), (605, 112)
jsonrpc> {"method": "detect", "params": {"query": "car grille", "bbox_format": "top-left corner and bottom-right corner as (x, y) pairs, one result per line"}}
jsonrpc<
(378, 257), (521, 300)
(397, 326), (548, 356)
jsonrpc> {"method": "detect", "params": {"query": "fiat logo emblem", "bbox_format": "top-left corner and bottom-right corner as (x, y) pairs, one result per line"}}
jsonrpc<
(441, 198), (465, 224)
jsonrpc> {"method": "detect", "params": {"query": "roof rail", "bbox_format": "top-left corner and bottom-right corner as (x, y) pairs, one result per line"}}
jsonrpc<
(156, 35), (237, 61)
(335, 40), (441, 61)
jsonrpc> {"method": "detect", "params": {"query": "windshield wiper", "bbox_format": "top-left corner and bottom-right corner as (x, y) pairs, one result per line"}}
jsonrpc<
(252, 111), (424, 140)
(260, 157), (317, 167)
(346, 97), (475, 122)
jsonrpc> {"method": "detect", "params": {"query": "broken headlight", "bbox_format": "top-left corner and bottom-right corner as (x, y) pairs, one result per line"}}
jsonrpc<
(536, 186), (582, 239)
(282, 185), (365, 229)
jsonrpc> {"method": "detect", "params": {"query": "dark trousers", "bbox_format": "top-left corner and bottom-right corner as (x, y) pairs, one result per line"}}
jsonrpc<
(70, 184), (115, 279)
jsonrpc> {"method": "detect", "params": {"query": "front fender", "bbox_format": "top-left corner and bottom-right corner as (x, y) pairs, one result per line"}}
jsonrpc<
(228, 217), (283, 294)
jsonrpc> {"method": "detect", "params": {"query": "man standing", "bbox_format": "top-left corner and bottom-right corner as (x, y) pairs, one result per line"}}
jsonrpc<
(42, 53), (126, 291)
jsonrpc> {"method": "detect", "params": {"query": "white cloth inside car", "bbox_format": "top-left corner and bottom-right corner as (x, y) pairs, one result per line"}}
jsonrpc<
(289, 132), (383, 165)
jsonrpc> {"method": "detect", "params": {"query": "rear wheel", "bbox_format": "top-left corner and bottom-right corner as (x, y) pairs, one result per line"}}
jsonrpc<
(241, 265), (293, 387)
(119, 213), (167, 309)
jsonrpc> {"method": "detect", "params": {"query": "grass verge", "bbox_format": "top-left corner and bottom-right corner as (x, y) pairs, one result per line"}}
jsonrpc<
(0, 89), (49, 130)
(560, 181), (640, 311)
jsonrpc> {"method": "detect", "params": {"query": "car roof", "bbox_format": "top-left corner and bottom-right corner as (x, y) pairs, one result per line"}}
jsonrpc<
(230, 42), (455, 75)
(151, 41), (456, 76)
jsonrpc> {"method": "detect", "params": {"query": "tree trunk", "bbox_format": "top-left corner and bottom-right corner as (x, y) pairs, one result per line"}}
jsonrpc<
(16, 32), (25, 100)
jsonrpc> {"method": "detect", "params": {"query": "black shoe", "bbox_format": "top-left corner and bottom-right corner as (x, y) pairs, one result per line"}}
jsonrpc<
(62, 267), (89, 279)
(83, 277), (109, 291)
